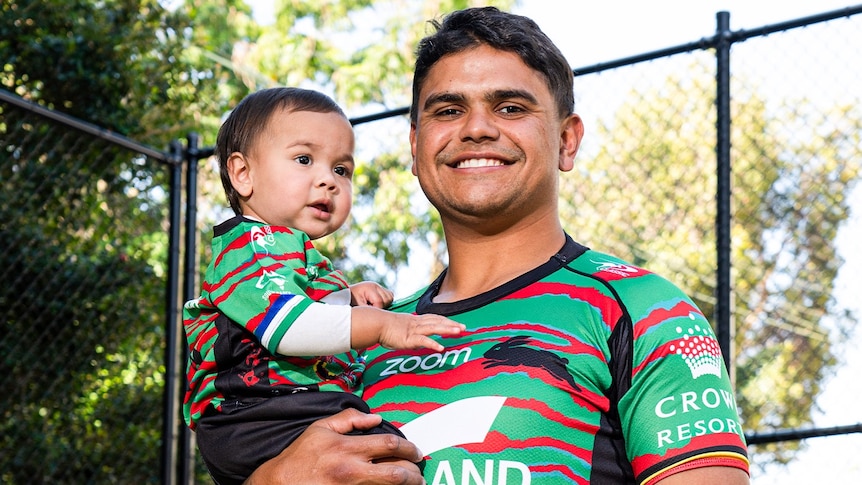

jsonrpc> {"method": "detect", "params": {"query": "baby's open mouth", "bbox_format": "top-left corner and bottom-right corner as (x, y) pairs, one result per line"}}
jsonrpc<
(311, 202), (331, 213)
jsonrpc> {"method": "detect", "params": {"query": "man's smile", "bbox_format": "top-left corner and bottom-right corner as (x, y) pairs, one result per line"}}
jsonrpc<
(452, 158), (507, 169)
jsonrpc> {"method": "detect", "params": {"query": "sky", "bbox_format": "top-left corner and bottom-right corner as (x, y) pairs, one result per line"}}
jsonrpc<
(248, 1), (861, 482)
(512, 1), (857, 66)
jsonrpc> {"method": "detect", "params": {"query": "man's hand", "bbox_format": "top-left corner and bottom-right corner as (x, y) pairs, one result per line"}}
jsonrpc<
(244, 408), (426, 485)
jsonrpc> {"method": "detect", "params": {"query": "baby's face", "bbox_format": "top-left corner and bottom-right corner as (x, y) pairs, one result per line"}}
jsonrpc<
(240, 108), (355, 239)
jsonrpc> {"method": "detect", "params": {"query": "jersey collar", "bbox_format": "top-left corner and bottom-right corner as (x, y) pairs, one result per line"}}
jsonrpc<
(416, 234), (588, 316)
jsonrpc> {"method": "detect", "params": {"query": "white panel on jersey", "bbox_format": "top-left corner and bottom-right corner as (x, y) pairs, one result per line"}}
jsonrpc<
(398, 396), (507, 456)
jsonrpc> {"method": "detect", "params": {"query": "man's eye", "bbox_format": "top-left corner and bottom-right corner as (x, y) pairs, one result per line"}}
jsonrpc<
(295, 155), (311, 165)
(436, 108), (461, 117)
(499, 105), (524, 114)
(334, 166), (352, 177)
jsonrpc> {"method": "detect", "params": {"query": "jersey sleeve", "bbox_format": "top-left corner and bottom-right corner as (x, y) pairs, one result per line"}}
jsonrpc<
(612, 270), (749, 483)
(204, 221), (351, 356)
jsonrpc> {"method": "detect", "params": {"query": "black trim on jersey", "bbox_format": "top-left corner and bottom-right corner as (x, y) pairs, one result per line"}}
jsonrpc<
(213, 215), (256, 237)
(409, 238), (742, 482)
(415, 234), (589, 316)
(561, 264), (637, 483)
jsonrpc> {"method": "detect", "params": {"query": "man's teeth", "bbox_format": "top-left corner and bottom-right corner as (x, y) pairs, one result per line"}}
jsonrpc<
(455, 158), (504, 168)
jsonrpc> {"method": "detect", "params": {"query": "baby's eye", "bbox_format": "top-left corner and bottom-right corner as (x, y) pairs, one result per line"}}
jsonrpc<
(295, 155), (311, 165)
(334, 165), (352, 178)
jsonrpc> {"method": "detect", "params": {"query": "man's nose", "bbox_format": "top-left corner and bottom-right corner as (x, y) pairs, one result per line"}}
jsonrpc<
(460, 109), (500, 142)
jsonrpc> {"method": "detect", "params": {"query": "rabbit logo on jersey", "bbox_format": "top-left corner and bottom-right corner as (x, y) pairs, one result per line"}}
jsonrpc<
(482, 336), (581, 391)
(250, 225), (276, 253)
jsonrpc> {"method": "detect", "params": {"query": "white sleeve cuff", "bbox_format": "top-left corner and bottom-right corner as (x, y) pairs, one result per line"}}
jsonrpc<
(321, 287), (352, 305)
(275, 302), (352, 356)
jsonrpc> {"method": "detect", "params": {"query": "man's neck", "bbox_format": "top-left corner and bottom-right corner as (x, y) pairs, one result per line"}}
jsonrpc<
(433, 218), (566, 303)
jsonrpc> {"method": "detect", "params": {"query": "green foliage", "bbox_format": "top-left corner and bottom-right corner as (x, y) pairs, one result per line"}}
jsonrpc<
(731, 97), (860, 463)
(1, 3), (182, 478)
(0, 104), (169, 481)
(1, 0), (186, 145)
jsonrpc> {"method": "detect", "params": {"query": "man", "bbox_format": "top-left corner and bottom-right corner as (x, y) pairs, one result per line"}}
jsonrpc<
(246, 6), (749, 484)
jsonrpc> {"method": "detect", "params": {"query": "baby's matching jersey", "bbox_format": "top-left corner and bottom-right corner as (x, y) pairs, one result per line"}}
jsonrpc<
(183, 216), (362, 429)
(363, 236), (748, 485)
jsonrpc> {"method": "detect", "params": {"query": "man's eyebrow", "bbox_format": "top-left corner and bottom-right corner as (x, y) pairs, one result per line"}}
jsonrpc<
(422, 92), (466, 110)
(487, 89), (538, 105)
(422, 89), (539, 111)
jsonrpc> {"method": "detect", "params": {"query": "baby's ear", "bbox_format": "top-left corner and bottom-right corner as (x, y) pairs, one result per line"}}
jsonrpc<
(227, 152), (253, 197)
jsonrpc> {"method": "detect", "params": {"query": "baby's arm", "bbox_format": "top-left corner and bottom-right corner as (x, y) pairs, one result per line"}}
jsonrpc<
(350, 306), (465, 351)
(273, 282), (461, 357)
(348, 281), (464, 351)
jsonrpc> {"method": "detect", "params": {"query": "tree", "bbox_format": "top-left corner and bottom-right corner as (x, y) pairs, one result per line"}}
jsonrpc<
(0, 1), (209, 482)
(1, 0), (515, 480)
(558, 62), (861, 464)
(0, 104), (170, 482)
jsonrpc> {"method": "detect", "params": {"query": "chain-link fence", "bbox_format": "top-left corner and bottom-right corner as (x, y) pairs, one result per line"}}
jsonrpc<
(2, 5), (861, 485)
(0, 91), (181, 483)
(554, 7), (862, 480)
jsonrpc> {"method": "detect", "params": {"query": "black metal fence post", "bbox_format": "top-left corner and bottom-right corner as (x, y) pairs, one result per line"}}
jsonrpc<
(161, 140), (185, 485)
(179, 133), (215, 484)
(714, 11), (734, 380)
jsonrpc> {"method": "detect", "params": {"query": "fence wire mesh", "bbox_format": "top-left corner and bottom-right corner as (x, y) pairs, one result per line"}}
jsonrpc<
(560, 11), (862, 480)
(729, 14), (862, 479)
(0, 99), (171, 484)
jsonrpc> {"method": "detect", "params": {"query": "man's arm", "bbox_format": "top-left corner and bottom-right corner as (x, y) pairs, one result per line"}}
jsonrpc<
(655, 466), (750, 485)
(244, 408), (426, 485)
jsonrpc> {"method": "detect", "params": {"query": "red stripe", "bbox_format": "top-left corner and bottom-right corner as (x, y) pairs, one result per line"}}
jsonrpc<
(634, 301), (701, 339)
(504, 282), (624, 331)
(631, 432), (747, 473)
(459, 430), (592, 478)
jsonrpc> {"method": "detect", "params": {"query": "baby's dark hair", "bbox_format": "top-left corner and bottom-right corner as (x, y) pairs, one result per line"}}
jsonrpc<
(216, 87), (347, 215)
(411, 6), (574, 123)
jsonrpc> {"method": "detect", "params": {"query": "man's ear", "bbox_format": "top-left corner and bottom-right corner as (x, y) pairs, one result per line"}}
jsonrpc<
(227, 152), (253, 197)
(559, 114), (584, 173)
(409, 123), (419, 176)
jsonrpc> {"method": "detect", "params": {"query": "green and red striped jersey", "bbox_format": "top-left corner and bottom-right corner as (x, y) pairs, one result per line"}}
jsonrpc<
(183, 216), (362, 429)
(363, 236), (748, 485)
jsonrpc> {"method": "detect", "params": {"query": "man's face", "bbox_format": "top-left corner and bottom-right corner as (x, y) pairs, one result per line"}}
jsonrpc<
(410, 44), (582, 232)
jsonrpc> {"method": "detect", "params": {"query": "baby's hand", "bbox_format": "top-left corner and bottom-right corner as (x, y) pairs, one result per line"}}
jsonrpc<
(379, 313), (466, 352)
(350, 281), (394, 308)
